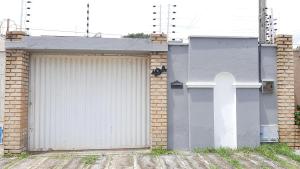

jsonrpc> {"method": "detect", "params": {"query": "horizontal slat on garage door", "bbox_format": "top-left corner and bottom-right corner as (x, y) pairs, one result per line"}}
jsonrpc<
(29, 54), (150, 151)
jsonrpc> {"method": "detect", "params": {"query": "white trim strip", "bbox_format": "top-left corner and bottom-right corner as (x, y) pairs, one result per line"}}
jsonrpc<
(186, 82), (216, 88)
(0, 38), (4, 51)
(186, 82), (262, 89)
(233, 82), (262, 88)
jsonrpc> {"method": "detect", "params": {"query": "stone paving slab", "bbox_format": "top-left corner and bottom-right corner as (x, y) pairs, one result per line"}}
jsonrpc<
(0, 151), (300, 169)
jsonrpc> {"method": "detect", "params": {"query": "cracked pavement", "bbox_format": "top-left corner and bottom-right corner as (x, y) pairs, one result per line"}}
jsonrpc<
(1, 150), (300, 169)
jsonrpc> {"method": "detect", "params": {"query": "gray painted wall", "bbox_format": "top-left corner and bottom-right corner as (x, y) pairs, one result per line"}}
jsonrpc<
(260, 45), (278, 125)
(237, 89), (260, 147)
(189, 89), (214, 148)
(188, 37), (259, 82)
(167, 37), (274, 150)
(167, 45), (189, 150)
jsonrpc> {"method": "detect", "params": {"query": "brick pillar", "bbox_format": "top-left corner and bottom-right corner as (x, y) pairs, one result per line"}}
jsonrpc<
(150, 34), (168, 148)
(276, 35), (297, 148)
(4, 32), (29, 153)
(6, 31), (26, 41)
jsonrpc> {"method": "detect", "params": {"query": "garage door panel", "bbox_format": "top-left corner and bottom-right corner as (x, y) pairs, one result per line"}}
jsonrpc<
(29, 55), (149, 151)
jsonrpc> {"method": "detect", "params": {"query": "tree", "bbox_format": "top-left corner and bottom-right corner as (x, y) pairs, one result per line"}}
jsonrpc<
(123, 33), (150, 39)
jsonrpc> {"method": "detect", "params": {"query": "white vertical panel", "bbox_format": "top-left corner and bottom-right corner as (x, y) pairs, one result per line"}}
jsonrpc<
(29, 54), (150, 151)
(0, 38), (5, 123)
(214, 72), (237, 148)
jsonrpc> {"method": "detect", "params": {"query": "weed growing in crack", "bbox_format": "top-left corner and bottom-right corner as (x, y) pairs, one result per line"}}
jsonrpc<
(151, 147), (175, 156)
(81, 155), (98, 165)
(18, 152), (30, 160)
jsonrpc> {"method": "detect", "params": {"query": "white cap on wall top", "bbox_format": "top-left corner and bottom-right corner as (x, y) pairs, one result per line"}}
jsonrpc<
(0, 37), (4, 52)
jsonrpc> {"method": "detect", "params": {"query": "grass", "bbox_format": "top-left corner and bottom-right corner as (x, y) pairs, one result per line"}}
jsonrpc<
(3, 152), (30, 169)
(239, 144), (300, 169)
(209, 164), (219, 169)
(3, 152), (30, 159)
(81, 155), (98, 165)
(18, 152), (30, 159)
(272, 144), (300, 162)
(193, 144), (300, 169)
(3, 152), (15, 158)
(253, 144), (292, 168)
(193, 147), (216, 154)
(150, 147), (175, 156)
(253, 144), (300, 169)
(215, 148), (242, 169)
(194, 147), (242, 169)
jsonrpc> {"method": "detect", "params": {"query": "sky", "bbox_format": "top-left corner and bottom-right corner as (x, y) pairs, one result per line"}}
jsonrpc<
(0, 0), (300, 45)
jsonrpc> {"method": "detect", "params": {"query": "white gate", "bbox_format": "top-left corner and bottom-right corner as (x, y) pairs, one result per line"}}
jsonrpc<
(29, 54), (150, 151)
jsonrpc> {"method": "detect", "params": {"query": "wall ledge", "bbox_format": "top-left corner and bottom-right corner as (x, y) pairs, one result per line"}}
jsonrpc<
(186, 82), (261, 89)
(186, 82), (216, 88)
(233, 82), (262, 88)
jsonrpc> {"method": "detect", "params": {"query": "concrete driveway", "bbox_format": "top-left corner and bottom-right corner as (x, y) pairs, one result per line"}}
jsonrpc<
(0, 150), (299, 169)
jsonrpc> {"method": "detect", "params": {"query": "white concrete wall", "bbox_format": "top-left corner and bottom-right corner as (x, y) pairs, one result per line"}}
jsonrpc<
(0, 37), (5, 123)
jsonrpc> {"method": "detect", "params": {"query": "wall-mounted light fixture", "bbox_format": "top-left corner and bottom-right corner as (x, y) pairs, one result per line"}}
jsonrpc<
(151, 65), (167, 76)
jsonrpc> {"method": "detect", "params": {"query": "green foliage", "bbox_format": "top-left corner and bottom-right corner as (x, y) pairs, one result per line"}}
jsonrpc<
(194, 147), (241, 169)
(3, 152), (14, 158)
(18, 152), (30, 159)
(209, 164), (219, 169)
(253, 144), (294, 169)
(295, 111), (300, 125)
(295, 105), (300, 125)
(268, 143), (300, 163)
(151, 147), (174, 156)
(215, 148), (242, 169)
(193, 147), (216, 154)
(81, 155), (98, 165)
(4, 152), (30, 159)
(123, 33), (150, 39)
(195, 144), (300, 169)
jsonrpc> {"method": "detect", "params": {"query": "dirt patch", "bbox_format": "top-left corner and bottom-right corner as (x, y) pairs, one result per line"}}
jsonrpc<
(90, 155), (109, 169)
(204, 154), (233, 169)
(36, 157), (69, 169)
(160, 155), (184, 169)
(137, 155), (160, 169)
(7, 157), (39, 169)
(233, 153), (261, 168)
(277, 155), (300, 169)
(62, 157), (85, 169)
(110, 155), (134, 169)
(183, 155), (208, 169)
(175, 154), (206, 169)
(0, 157), (17, 168)
(249, 154), (283, 169)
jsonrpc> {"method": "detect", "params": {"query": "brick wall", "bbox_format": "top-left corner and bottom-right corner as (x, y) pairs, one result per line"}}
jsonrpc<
(3, 33), (168, 152)
(276, 35), (298, 148)
(6, 31), (26, 41)
(4, 32), (29, 153)
(150, 34), (168, 148)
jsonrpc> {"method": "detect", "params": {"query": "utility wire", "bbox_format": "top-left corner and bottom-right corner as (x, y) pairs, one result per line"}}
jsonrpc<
(1, 27), (124, 37)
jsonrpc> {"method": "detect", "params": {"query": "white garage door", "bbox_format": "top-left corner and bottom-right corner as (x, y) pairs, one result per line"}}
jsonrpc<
(29, 54), (150, 151)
